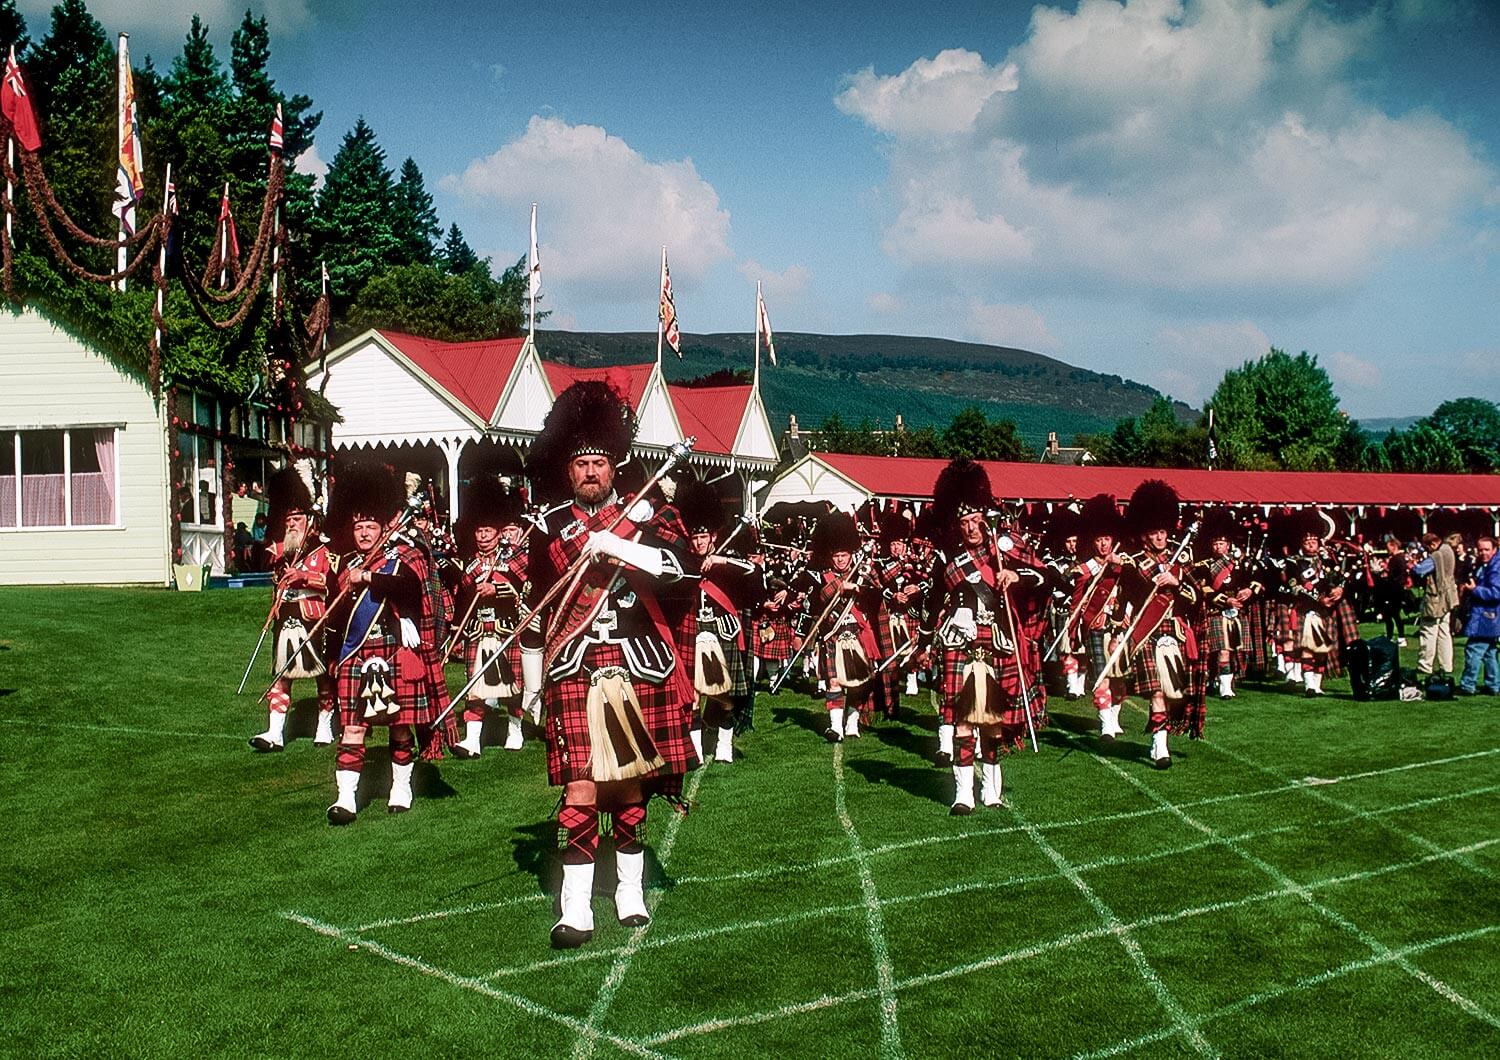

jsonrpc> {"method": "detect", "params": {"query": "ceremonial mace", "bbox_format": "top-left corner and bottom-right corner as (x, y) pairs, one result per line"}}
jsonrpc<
(429, 439), (696, 729)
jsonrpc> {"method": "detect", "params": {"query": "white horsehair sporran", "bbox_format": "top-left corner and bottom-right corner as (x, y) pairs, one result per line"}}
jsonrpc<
(1153, 634), (1190, 700)
(1301, 610), (1331, 654)
(585, 666), (665, 782)
(275, 617), (325, 679)
(833, 631), (873, 689)
(956, 648), (1004, 726)
(694, 630), (734, 696)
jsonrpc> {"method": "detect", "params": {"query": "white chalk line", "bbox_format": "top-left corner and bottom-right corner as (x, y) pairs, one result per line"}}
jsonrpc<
(1, 717), (246, 742)
(639, 837), (1498, 1048)
(833, 741), (904, 1059)
(1009, 802), (1216, 1057)
(571, 766), (705, 1060)
(347, 744), (1500, 939)
(1077, 923), (1500, 1060)
(1085, 738), (1500, 1040)
(486, 784), (1497, 982)
(280, 911), (673, 1060)
(1196, 727), (1497, 881)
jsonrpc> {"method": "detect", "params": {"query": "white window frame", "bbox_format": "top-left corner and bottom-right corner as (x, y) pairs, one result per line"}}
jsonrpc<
(0, 425), (123, 532)
(177, 391), (224, 532)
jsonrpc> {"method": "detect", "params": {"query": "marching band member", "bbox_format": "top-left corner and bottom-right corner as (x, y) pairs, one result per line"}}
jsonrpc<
(677, 476), (762, 764)
(754, 529), (804, 691)
(1119, 481), (1204, 769)
(1277, 510), (1359, 696)
(873, 509), (927, 715)
(1193, 507), (1262, 699)
(251, 463), (337, 752)
(1071, 494), (1131, 741)
(450, 475), (530, 757)
(325, 461), (447, 823)
(1042, 506), (1088, 701)
(521, 381), (698, 948)
(810, 511), (881, 742)
(923, 460), (1048, 813)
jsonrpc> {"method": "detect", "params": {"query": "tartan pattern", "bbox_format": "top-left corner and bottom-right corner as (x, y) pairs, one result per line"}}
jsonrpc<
(819, 638), (875, 719)
(754, 615), (798, 661)
(1128, 616), (1204, 699)
(697, 617), (750, 700)
(461, 631), (521, 701)
(939, 625), (1046, 753)
(1204, 609), (1243, 670)
(543, 641), (697, 786)
(1240, 596), (1271, 674)
(1277, 597), (1359, 676)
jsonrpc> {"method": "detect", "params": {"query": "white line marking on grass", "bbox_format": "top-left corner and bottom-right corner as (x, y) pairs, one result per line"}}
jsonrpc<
(354, 893), (548, 933)
(1008, 803), (1217, 1057)
(281, 911), (673, 1060)
(833, 742), (904, 1060)
(1, 718), (245, 741)
(641, 837), (1498, 1047)
(571, 766), (705, 1060)
(1077, 923), (1500, 1060)
(1083, 739), (1500, 1038)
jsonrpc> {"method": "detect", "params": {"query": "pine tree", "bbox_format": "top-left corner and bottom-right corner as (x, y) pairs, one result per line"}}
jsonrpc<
(27, 0), (113, 240)
(0, 0), (29, 57)
(155, 15), (233, 264)
(314, 117), (399, 298)
(440, 223), (479, 275)
(390, 158), (440, 267)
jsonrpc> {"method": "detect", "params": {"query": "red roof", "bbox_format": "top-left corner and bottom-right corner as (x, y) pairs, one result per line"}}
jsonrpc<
(378, 330), (525, 422)
(668, 385), (751, 456)
(542, 361), (655, 410)
(819, 453), (1500, 508)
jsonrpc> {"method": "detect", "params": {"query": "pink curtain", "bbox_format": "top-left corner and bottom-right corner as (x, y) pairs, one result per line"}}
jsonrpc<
(0, 473), (14, 527)
(22, 473), (65, 526)
(71, 429), (117, 526)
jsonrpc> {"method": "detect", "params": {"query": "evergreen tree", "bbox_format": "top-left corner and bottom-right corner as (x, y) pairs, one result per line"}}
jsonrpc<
(27, 0), (113, 241)
(943, 406), (1034, 461)
(342, 262), (526, 342)
(0, 0), (29, 57)
(390, 157), (440, 266)
(314, 117), (398, 298)
(1381, 423), (1464, 473)
(440, 222), (479, 275)
(1422, 397), (1500, 474)
(155, 16), (233, 263)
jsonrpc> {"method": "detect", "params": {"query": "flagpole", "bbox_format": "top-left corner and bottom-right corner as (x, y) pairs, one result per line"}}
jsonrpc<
(1207, 406), (1216, 471)
(528, 202), (538, 341)
(753, 280), (761, 393)
(656, 244), (665, 370)
(154, 163), (169, 354)
(5, 135), (12, 245)
(219, 182), (229, 289)
(115, 33), (128, 292)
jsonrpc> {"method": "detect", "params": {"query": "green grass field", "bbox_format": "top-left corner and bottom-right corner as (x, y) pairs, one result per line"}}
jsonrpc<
(3, 586), (1498, 1058)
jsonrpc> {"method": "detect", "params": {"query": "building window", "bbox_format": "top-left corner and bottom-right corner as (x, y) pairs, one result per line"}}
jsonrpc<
(1, 428), (118, 529)
(174, 391), (222, 527)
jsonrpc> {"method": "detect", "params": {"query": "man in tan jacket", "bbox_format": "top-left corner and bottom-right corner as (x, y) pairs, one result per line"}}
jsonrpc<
(1413, 532), (1459, 679)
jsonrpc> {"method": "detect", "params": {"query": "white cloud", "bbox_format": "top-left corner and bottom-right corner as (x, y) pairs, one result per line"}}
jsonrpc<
(869, 292), (905, 314)
(966, 300), (1059, 351)
(839, 0), (1496, 311)
(295, 143), (326, 190)
(1327, 349), (1382, 391)
(738, 259), (811, 304)
(444, 116), (732, 304)
(1151, 320), (1271, 400)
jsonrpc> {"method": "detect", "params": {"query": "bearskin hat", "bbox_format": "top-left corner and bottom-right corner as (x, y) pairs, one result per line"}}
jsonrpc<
(1077, 493), (1123, 543)
(880, 507), (913, 544)
(325, 458), (404, 551)
(930, 459), (995, 548)
(265, 463), (315, 539)
(1127, 479), (1181, 537)
(1289, 506), (1335, 542)
(455, 473), (524, 544)
(811, 510), (860, 565)
(1045, 505), (1083, 551)
(674, 474), (725, 536)
(526, 380), (637, 503)
(1194, 505), (1243, 559)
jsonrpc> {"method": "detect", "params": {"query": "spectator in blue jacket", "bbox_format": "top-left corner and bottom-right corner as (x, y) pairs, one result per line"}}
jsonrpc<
(1458, 535), (1500, 696)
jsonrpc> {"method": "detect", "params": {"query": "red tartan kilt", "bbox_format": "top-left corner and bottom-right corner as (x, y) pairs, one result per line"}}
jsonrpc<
(1205, 611), (1241, 657)
(1130, 630), (1206, 699)
(755, 618), (797, 661)
(939, 630), (1042, 750)
(544, 642), (696, 786)
(461, 631), (521, 697)
(336, 639), (435, 728)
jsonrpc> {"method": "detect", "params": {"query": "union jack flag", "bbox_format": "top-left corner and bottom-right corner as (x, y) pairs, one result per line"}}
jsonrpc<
(659, 249), (681, 357)
(269, 102), (284, 154)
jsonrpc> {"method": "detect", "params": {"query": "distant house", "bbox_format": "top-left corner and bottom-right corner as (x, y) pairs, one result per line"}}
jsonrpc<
(1040, 431), (1095, 465)
(1, 305), (336, 585)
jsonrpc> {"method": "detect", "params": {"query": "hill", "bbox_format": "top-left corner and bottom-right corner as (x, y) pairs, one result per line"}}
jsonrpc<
(535, 330), (1190, 446)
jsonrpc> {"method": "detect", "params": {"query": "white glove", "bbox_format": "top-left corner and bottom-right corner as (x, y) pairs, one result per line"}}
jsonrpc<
(949, 606), (978, 642)
(586, 530), (665, 577)
(521, 646), (544, 722)
(399, 617), (420, 648)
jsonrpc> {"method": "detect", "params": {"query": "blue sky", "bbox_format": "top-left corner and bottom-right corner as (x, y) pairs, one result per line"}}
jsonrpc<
(24, 0), (1500, 418)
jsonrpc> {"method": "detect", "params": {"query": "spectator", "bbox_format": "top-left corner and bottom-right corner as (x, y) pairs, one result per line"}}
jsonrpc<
(1458, 535), (1499, 696)
(1411, 531), (1458, 680)
(197, 478), (216, 525)
(251, 512), (268, 543)
(1374, 535), (1409, 645)
(233, 521), (254, 571)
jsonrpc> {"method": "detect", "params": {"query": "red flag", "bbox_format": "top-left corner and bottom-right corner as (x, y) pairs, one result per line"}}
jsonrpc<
(268, 102), (284, 154)
(1, 47), (41, 152)
(659, 250), (681, 357)
(219, 187), (240, 263)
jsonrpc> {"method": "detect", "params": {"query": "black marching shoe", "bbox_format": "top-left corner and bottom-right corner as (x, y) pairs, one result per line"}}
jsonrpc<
(550, 921), (593, 949)
(249, 735), (283, 753)
(934, 750), (953, 767)
(824, 727), (843, 743)
(326, 804), (357, 826)
(949, 802), (973, 816)
(1151, 755), (1172, 771)
(449, 744), (481, 759)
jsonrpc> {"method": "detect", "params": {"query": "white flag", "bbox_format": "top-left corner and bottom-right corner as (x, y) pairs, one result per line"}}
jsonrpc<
(528, 202), (541, 299)
(757, 286), (776, 366)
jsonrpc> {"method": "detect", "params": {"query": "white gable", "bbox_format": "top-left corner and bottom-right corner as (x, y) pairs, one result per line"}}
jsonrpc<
(635, 367), (684, 448)
(492, 338), (551, 433)
(310, 337), (481, 448)
(763, 454), (871, 514)
(732, 388), (779, 463)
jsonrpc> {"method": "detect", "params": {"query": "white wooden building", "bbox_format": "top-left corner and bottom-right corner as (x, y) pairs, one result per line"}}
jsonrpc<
(0, 307), (171, 585)
(309, 329), (781, 516)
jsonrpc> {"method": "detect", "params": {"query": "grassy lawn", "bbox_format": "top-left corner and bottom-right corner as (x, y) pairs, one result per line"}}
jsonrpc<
(2, 585), (1497, 1058)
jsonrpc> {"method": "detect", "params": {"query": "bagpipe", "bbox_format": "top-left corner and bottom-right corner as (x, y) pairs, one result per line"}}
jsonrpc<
(769, 544), (877, 694)
(1091, 518), (1202, 693)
